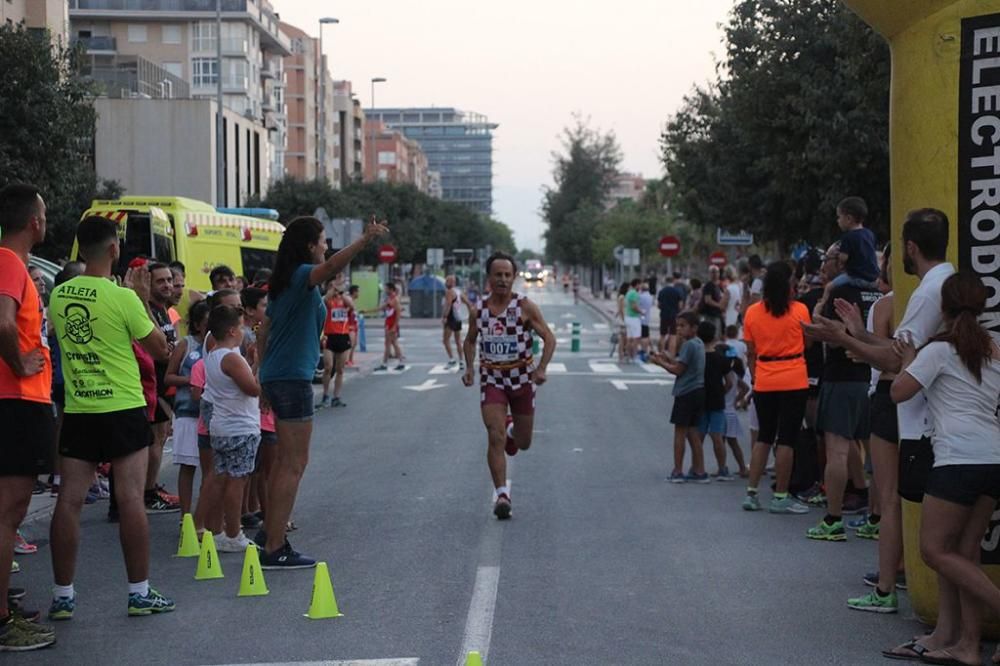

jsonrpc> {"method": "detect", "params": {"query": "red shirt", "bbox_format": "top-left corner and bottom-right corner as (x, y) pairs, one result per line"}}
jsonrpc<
(0, 248), (52, 403)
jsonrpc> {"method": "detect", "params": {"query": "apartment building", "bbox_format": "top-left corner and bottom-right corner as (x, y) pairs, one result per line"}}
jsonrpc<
(366, 107), (498, 215)
(68, 0), (290, 184)
(333, 80), (366, 188)
(362, 120), (431, 193)
(606, 172), (647, 209)
(1, 0), (68, 40)
(280, 21), (337, 183)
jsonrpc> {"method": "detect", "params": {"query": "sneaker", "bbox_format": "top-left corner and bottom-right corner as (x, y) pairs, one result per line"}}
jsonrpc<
(794, 482), (823, 503)
(807, 519), (847, 541)
(395, 363), (406, 371)
(713, 467), (736, 482)
(863, 571), (908, 591)
(668, 471), (686, 484)
(97, 475), (110, 498)
(742, 493), (761, 511)
(769, 496), (810, 514)
(857, 520), (880, 540)
(31, 480), (47, 495)
(155, 485), (180, 505)
(447, 359), (458, 367)
(13, 532), (37, 555)
(806, 492), (828, 508)
(847, 588), (898, 613)
(241, 513), (263, 530)
(127, 588), (175, 616)
(459, 362), (466, 371)
(7, 588), (25, 601)
(145, 494), (180, 514)
(214, 531), (253, 553)
(330, 397), (346, 407)
(260, 541), (316, 570)
(85, 485), (100, 504)
(0, 615), (56, 651)
(684, 472), (711, 484)
(493, 493), (512, 520)
(847, 513), (869, 530)
(47, 596), (75, 621)
(373, 364), (388, 372)
(10, 561), (19, 574)
(841, 494), (868, 515)
(317, 395), (331, 409)
(10, 603), (41, 624)
(504, 415), (517, 456)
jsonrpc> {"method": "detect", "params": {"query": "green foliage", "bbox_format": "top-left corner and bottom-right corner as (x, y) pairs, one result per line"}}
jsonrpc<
(660, 0), (890, 250)
(250, 178), (516, 264)
(0, 24), (116, 260)
(542, 117), (622, 263)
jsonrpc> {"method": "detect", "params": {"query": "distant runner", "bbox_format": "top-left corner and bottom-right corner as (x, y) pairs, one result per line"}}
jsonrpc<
(374, 283), (404, 372)
(442, 275), (471, 369)
(463, 252), (556, 519)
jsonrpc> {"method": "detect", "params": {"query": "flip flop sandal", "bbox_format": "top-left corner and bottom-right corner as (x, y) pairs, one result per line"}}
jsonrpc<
(919, 650), (980, 666)
(883, 640), (929, 661)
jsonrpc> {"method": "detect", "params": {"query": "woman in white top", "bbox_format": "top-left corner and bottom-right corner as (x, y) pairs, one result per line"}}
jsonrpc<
(889, 272), (1000, 666)
(723, 265), (742, 328)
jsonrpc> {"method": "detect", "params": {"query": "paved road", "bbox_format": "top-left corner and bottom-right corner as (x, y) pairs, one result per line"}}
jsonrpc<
(13, 281), (917, 665)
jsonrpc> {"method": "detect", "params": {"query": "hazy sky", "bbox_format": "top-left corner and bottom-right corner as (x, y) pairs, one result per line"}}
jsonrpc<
(278, 0), (734, 251)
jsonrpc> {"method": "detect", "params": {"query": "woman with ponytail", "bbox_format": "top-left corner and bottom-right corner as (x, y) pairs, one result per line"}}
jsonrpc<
(889, 272), (1000, 665)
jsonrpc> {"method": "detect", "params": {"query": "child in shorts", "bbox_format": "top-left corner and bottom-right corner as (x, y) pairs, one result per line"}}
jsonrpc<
(723, 348), (750, 478)
(650, 311), (707, 483)
(164, 301), (210, 515)
(201, 304), (261, 552)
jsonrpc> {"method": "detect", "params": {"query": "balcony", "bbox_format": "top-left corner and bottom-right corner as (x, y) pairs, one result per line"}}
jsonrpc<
(73, 35), (117, 53)
(71, 0), (249, 10)
(82, 54), (190, 99)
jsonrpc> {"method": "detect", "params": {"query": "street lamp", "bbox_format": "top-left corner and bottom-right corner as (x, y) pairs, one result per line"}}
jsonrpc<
(369, 77), (386, 183)
(317, 17), (339, 181)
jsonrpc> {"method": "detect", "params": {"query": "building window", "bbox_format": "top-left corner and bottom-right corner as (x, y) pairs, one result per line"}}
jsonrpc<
(127, 25), (147, 43)
(162, 62), (182, 78)
(378, 169), (389, 181)
(192, 57), (218, 86)
(378, 151), (396, 165)
(162, 24), (181, 44)
(192, 22), (217, 51)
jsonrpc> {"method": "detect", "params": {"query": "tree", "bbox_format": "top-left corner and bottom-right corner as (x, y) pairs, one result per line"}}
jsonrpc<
(0, 24), (114, 259)
(542, 116), (622, 263)
(250, 178), (516, 265)
(660, 0), (890, 250)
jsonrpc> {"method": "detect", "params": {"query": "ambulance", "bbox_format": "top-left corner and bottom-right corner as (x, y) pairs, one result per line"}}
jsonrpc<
(77, 196), (283, 291)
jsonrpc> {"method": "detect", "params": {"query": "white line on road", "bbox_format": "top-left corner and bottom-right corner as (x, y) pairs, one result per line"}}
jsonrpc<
(588, 359), (622, 374)
(455, 566), (500, 666)
(207, 657), (420, 666)
(547, 363), (567, 373)
(610, 378), (674, 391)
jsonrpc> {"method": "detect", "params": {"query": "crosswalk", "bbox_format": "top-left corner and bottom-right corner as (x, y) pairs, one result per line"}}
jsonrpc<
(380, 360), (673, 382)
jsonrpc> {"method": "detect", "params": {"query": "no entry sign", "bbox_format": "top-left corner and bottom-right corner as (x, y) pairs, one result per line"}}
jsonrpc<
(378, 244), (398, 264)
(658, 235), (681, 257)
(709, 251), (728, 268)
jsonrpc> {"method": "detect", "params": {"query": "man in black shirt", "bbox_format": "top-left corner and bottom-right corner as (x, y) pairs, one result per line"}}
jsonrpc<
(697, 321), (736, 480)
(806, 245), (881, 543)
(699, 265), (725, 342)
(656, 274), (684, 353)
(145, 263), (180, 513)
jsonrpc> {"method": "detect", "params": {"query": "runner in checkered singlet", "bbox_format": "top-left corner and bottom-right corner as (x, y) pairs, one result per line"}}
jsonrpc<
(462, 252), (556, 519)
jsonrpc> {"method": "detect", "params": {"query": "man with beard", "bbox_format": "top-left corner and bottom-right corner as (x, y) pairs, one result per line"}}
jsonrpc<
(462, 252), (557, 519)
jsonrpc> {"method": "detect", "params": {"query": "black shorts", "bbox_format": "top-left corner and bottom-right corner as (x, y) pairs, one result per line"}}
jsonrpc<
(0, 399), (56, 476)
(153, 396), (172, 425)
(869, 381), (899, 443)
(325, 334), (352, 354)
(753, 388), (808, 447)
(52, 382), (65, 407)
(670, 389), (705, 428)
(641, 325), (650, 339)
(660, 317), (676, 336)
(925, 464), (1000, 507)
(445, 315), (462, 333)
(816, 381), (870, 440)
(60, 407), (152, 463)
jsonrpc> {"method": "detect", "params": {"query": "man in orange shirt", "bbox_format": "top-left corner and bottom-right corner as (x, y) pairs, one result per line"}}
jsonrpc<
(0, 183), (56, 650)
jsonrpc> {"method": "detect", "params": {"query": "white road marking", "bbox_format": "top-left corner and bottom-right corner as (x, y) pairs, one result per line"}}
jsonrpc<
(640, 363), (667, 374)
(429, 363), (462, 375)
(588, 359), (622, 374)
(610, 379), (674, 391)
(402, 379), (446, 392)
(547, 363), (567, 373)
(592, 323), (609, 331)
(209, 657), (420, 666)
(455, 566), (500, 666)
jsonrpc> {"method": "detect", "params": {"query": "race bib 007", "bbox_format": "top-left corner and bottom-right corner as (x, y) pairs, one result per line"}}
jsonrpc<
(482, 335), (518, 362)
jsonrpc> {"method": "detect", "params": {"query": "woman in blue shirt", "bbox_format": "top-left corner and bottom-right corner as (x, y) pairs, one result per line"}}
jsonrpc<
(256, 215), (387, 568)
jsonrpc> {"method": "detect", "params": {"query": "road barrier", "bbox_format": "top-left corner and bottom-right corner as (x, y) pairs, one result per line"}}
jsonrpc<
(571, 322), (581, 352)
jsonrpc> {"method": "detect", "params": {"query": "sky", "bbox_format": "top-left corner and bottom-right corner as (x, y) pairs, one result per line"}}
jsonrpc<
(277, 0), (734, 252)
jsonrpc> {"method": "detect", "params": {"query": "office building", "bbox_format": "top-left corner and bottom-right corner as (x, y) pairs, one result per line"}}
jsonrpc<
(68, 0), (290, 185)
(94, 97), (269, 207)
(366, 107), (497, 215)
(333, 80), (365, 187)
(363, 120), (431, 193)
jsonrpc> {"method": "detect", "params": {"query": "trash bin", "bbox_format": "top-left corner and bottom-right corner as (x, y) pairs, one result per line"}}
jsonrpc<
(407, 274), (446, 319)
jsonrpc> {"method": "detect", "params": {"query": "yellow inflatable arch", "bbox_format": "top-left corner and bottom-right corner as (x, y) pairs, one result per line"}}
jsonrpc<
(843, 0), (1000, 633)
